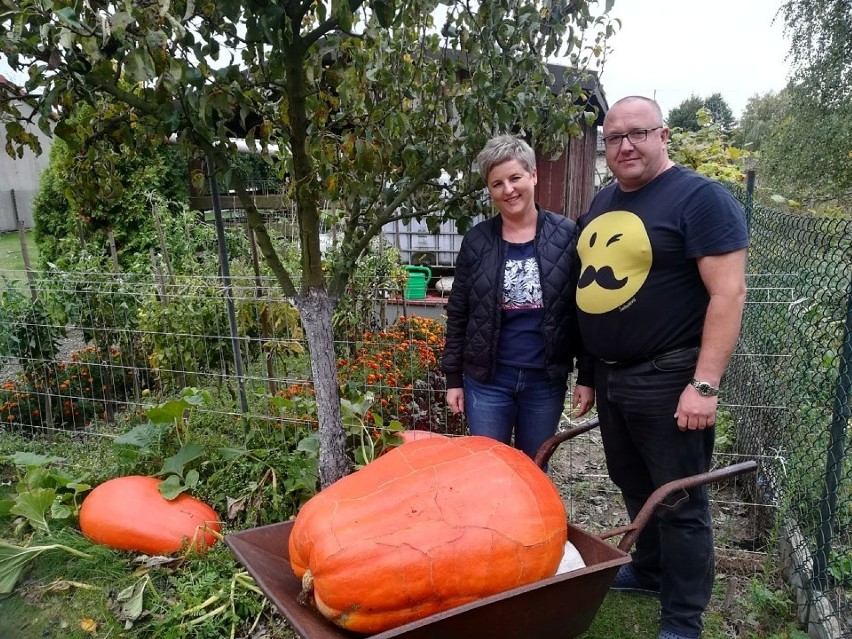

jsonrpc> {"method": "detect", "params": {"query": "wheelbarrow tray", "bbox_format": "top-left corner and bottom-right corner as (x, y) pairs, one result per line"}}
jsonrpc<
(226, 519), (630, 639)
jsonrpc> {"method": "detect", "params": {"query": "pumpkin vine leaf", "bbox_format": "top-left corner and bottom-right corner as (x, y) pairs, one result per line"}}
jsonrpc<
(9, 488), (55, 533)
(1, 454), (91, 533)
(0, 540), (93, 595)
(158, 442), (205, 479)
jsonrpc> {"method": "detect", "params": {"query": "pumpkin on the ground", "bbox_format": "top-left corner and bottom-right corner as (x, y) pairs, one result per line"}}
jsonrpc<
(289, 435), (567, 634)
(79, 475), (220, 555)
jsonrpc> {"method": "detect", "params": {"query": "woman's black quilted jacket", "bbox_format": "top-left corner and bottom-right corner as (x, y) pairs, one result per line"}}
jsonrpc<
(442, 207), (593, 389)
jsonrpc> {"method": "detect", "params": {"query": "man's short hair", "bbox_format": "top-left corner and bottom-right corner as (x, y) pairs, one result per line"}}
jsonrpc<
(606, 96), (665, 127)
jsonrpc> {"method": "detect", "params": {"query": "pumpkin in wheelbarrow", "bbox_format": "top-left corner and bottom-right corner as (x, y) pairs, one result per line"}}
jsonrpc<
(288, 435), (567, 634)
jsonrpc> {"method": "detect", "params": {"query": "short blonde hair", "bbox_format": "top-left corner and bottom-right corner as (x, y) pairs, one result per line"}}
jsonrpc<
(476, 135), (536, 183)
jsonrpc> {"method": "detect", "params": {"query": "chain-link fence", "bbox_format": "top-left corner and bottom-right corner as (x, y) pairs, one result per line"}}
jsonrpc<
(0, 186), (850, 636)
(724, 183), (852, 638)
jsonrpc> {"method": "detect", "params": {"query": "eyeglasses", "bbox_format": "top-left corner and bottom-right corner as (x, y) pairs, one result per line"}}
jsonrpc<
(602, 127), (663, 148)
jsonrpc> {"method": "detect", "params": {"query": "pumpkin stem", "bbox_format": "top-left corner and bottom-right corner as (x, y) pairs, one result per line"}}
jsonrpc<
(297, 570), (314, 607)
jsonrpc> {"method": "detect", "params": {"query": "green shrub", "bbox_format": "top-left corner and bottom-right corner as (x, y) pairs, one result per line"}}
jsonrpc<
(0, 287), (63, 376)
(136, 281), (234, 391)
(32, 109), (190, 272)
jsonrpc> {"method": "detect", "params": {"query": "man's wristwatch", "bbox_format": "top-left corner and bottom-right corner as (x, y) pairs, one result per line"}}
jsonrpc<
(690, 378), (720, 397)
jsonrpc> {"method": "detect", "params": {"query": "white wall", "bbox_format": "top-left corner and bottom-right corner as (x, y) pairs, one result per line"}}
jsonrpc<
(0, 101), (53, 191)
(0, 99), (53, 229)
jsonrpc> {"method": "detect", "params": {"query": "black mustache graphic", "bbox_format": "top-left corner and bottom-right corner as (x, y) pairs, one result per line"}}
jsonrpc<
(578, 265), (628, 290)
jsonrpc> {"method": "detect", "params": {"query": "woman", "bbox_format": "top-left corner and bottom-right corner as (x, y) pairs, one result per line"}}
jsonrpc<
(442, 134), (594, 460)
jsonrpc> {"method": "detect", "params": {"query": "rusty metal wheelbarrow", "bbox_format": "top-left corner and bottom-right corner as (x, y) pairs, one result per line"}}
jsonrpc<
(226, 420), (757, 639)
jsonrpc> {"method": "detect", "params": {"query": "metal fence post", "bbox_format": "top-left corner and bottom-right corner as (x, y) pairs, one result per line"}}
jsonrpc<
(206, 155), (249, 414)
(744, 169), (755, 233)
(11, 189), (37, 300)
(813, 278), (852, 589)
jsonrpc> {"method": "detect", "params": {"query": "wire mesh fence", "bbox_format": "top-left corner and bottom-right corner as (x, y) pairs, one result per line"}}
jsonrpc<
(0, 272), (426, 431)
(0, 186), (850, 636)
(724, 184), (852, 637)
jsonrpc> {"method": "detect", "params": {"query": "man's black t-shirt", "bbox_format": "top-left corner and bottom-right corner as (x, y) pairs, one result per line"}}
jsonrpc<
(576, 165), (749, 362)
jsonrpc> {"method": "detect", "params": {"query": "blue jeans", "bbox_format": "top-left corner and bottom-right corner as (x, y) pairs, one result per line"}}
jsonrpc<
(463, 364), (568, 461)
(596, 346), (713, 639)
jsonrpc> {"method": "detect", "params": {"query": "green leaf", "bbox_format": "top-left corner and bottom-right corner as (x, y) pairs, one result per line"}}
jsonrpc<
(216, 447), (248, 460)
(1, 452), (64, 468)
(65, 481), (92, 494)
(114, 423), (167, 449)
(158, 475), (186, 500)
(50, 500), (72, 521)
(354, 446), (370, 467)
(184, 469), (199, 488)
(10, 488), (56, 533)
(333, 0), (354, 31)
(54, 7), (86, 31)
(22, 465), (74, 491)
(159, 442), (205, 478)
(373, 0), (395, 27)
(124, 48), (156, 83)
(178, 387), (211, 406)
(296, 435), (320, 455)
(0, 542), (48, 594)
(0, 541), (92, 595)
(145, 402), (188, 425)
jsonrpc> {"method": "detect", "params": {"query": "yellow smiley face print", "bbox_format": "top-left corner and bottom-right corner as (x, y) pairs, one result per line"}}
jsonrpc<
(577, 210), (652, 314)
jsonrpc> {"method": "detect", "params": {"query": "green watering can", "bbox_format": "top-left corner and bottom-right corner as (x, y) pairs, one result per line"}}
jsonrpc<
(403, 265), (432, 300)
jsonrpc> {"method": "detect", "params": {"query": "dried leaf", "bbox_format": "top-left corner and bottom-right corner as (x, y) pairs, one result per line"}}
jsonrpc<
(80, 618), (97, 633)
(115, 574), (150, 622)
(133, 555), (181, 569)
(226, 495), (248, 520)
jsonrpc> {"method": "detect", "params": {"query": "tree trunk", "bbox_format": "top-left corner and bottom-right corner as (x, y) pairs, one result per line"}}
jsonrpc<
(296, 288), (350, 488)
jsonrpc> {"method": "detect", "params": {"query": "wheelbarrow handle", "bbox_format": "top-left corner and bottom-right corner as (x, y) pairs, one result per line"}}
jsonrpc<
(533, 416), (600, 468)
(600, 460), (759, 552)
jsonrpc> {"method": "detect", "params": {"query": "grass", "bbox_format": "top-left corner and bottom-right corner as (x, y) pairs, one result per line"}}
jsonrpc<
(0, 230), (39, 274)
(585, 593), (660, 637)
(585, 581), (809, 639)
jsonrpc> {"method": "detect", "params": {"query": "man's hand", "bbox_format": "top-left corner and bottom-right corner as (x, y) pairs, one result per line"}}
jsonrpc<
(674, 385), (718, 431)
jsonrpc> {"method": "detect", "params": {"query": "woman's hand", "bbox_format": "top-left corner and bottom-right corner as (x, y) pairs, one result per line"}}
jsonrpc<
(446, 387), (465, 414)
(572, 384), (595, 417)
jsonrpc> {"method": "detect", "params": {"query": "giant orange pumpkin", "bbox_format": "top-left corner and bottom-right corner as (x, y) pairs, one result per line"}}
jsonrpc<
(289, 436), (567, 634)
(79, 476), (220, 555)
(397, 429), (447, 444)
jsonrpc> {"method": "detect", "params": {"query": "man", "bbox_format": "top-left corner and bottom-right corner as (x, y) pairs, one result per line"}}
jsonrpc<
(575, 96), (748, 639)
